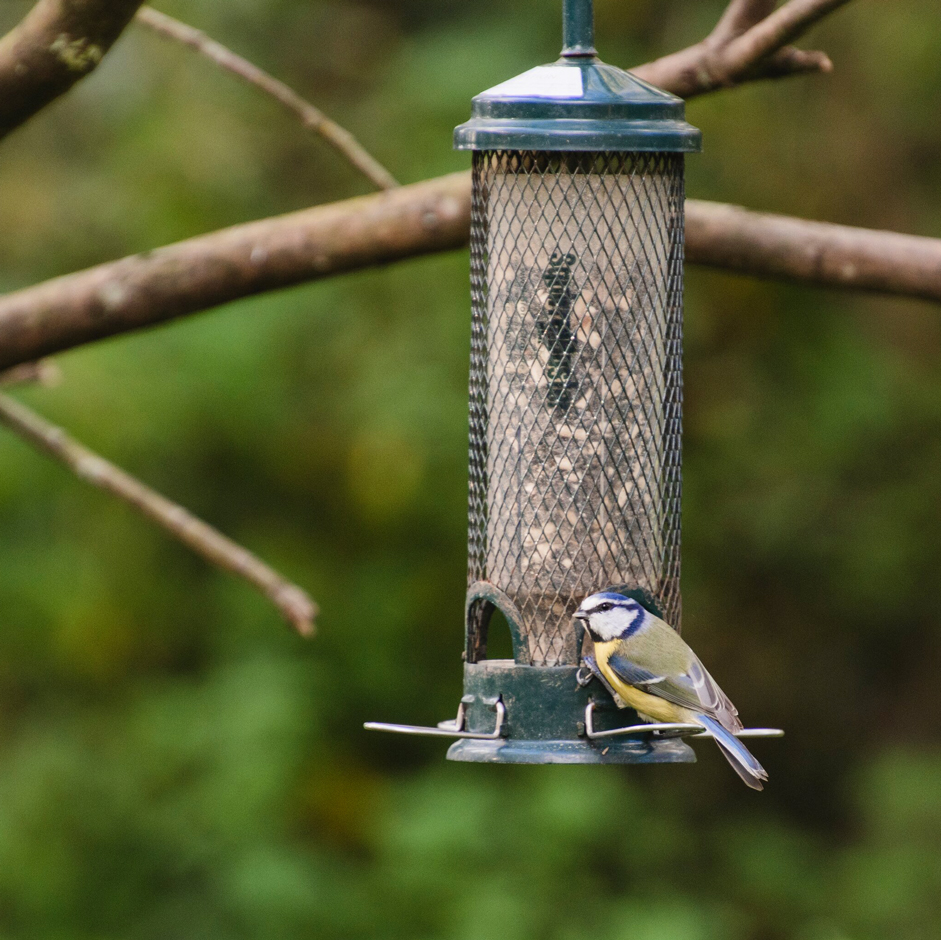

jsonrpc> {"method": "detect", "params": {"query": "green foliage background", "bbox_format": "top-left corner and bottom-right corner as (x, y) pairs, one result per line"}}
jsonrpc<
(0, 1), (940, 937)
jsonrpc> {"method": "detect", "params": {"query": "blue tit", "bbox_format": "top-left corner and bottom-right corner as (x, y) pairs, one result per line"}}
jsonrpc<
(574, 592), (768, 790)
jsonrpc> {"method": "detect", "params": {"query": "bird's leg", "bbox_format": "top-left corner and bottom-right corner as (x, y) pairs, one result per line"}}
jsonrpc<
(576, 652), (602, 687)
(577, 653), (626, 706)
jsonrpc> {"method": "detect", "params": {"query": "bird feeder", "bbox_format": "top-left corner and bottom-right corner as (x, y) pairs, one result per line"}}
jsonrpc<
(368, 0), (705, 762)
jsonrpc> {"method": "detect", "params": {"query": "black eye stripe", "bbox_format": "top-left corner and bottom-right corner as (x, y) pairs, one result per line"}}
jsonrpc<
(590, 601), (640, 615)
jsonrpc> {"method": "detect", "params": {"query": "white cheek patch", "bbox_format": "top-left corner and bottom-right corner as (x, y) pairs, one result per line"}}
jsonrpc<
(591, 609), (628, 641)
(588, 606), (645, 641)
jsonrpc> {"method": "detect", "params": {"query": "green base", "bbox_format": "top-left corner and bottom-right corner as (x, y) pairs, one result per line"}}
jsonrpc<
(447, 659), (696, 766)
(448, 736), (693, 764)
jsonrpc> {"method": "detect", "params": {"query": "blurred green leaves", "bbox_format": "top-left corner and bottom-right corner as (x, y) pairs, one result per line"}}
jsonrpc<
(0, 0), (939, 937)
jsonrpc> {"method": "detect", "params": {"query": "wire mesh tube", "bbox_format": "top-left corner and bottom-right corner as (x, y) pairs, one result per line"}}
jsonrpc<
(468, 151), (684, 666)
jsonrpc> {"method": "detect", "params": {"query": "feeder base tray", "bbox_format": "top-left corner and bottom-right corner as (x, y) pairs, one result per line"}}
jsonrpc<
(447, 660), (696, 765)
(447, 734), (694, 764)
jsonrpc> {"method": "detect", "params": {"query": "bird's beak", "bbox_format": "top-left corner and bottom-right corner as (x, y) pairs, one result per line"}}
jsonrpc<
(573, 611), (587, 622)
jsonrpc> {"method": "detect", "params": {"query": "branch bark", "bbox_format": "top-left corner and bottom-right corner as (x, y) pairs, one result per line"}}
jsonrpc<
(135, 7), (397, 191)
(633, 0), (852, 98)
(708, 2), (778, 47)
(0, 173), (472, 370)
(0, 391), (317, 635)
(685, 201), (941, 300)
(0, 0), (144, 139)
(0, 359), (60, 388)
(0, 174), (937, 371)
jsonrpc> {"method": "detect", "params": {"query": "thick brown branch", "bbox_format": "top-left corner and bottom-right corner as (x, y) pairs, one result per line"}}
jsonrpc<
(0, 0), (144, 139)
(135, 7), (397, 191)
(0, 392), (317, 635)
(0, 173), (938, 372)
(685, 201), (941, 299)
(634, 0), (851, 98)
(0, 174), (472, 370)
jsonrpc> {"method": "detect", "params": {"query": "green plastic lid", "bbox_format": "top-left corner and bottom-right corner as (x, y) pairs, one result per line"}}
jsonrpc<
(454, 57), (701, 153)
(454, 1), (700, 153)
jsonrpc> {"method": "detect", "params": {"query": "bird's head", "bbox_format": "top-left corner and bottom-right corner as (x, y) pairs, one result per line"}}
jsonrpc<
(574, 592), (647, 642)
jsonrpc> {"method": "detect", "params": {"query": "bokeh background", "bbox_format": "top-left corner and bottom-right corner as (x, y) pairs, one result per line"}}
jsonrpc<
(0, 1), (940, 937)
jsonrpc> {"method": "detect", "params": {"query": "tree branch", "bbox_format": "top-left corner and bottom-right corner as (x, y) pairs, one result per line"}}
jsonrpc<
(0, 174), (937, 372)
(0, 359), (60, 389)
(633, 0), (852, 98)
(0, 0), (888, 372)
(135, 6), (397, 191)
(684, 201), (941, 299)
(0, 391), (317, 635)
(718, 0), (849, 76)
(0, 173), (472, 370)
(0, 0), (144, 139)
(708, 1), (778, 48)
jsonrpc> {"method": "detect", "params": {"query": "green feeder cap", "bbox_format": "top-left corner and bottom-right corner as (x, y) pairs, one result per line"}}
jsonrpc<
(454, 0), (700, 153)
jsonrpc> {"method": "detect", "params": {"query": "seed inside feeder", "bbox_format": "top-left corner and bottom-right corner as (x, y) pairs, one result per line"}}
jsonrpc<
(467, 151), (683, 665)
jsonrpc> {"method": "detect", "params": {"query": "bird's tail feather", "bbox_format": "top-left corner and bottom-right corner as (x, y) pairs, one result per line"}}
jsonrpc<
(696, 714), (768, 791)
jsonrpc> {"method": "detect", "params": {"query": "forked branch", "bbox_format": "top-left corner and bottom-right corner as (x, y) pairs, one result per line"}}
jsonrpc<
(634, 0), (852, 98)
(0, 391), (318, 636)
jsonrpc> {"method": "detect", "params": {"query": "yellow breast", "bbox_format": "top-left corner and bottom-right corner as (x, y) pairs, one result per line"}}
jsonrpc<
(595, 640), (692, 724)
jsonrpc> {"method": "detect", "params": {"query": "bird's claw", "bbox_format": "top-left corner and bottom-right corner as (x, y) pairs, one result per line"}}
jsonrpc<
(576, 653), (604, 688)
(575, 664), (595, 688)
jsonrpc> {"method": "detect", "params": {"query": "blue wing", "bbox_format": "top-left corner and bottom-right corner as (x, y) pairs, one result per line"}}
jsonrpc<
(607, 651), (741, 729)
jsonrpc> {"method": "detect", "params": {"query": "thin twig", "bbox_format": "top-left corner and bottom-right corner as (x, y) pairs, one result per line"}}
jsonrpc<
(135, 6), (398, 191)
(708, 1), (777, 47)
(0, 392), (317, 636)
(0, 359), (60, 388)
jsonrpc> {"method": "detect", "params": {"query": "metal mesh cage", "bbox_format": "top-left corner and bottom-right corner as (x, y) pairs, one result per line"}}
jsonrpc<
(468, 150), (684, 667)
